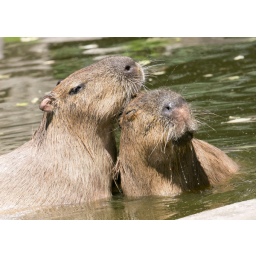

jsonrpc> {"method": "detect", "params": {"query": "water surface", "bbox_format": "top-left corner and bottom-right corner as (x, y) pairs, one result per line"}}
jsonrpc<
(0, 37), (256, 219)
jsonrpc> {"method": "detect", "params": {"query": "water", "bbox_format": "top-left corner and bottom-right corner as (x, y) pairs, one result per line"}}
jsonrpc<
(0, 37), (256, 219)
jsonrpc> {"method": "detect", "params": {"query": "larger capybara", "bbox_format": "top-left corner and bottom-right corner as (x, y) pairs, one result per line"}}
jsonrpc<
(0, 56), (145, 213)
(115, 89), (239, 197)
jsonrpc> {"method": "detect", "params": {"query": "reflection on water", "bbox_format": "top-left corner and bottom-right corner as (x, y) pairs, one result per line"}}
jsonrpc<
(0, 37), (256, 219)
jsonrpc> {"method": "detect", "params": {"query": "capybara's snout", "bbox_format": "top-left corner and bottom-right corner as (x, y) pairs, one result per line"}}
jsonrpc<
(161, 96), (190, 125)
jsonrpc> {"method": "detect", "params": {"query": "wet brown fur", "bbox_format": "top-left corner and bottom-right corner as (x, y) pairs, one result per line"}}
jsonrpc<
(0, 56), (144, 213)
(115, 89), (239, 197)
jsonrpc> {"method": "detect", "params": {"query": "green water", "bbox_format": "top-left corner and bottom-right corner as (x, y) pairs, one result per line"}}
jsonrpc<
(0, 37), (256, 219)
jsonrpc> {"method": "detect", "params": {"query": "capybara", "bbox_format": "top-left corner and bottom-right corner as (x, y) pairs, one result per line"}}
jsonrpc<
(0, 56), (145, 213)
(115, 89), (239, 197)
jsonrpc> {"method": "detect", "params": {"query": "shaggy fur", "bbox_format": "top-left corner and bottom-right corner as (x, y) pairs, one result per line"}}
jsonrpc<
(115, 89), (239, 197)
(0, 56), (144, 213)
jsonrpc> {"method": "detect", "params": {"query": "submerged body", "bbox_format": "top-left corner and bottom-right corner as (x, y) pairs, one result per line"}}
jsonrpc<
(0, 56), (144, 212)
(115, 89), (238, 197)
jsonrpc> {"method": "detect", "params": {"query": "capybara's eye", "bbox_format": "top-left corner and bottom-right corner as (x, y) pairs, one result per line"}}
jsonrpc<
(69, 84), (85, 95)
(126, 110), (133, 115)
(56, 79), (64, 86)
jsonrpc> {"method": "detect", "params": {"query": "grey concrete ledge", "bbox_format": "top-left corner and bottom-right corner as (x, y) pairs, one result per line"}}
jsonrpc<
(0, 37), (3, 60)
(179, 199), (256, 220)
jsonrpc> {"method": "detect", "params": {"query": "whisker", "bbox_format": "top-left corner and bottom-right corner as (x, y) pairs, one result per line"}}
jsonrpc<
(164, 64), (179, 87)
(180, 85), (189, 95)
(196, 119), (216, 132)
(192, 106), (223, 118)
(195, 121), (211, 137)
(149, 129), (166, 159)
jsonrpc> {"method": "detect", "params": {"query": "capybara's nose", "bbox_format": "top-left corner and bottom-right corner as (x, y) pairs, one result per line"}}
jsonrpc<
(162, 102), (175, 117)
(123, 64), (134, 73)
(122, 59), (135, 72)
(162, 97), (189, 120)
(123, 61), (144, 80)
(123, 61), (138, 74)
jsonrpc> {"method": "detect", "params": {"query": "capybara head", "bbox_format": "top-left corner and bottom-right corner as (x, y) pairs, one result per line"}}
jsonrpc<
(119, 89), (198, 151)
(39, 56), (145, 123)
(116, 89), (238, 197)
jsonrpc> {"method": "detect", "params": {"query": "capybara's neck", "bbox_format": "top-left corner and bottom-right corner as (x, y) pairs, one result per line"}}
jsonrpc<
(117, 140), (208, 196)
(117, 138), (238, 197)
(32, 112), (117, 163)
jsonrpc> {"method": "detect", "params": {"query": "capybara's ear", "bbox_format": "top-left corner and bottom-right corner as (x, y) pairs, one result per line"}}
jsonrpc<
(39, 94), (55, 113)
(118, 109), (137, 128)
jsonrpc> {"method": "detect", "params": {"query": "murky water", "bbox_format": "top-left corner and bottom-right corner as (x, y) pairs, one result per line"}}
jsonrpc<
(0, 37), (256, 219)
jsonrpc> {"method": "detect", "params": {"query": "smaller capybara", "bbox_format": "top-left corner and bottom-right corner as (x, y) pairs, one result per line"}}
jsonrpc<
(115, 89), (239, 197)
(0, 56), (145, 213)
